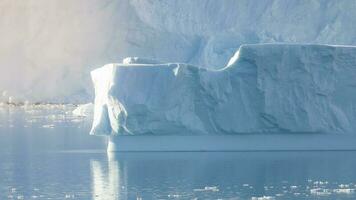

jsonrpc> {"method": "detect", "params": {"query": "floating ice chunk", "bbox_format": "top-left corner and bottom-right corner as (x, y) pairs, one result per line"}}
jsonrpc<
(17, 195), (24, 199)
(204, 186), (219, 192)
(193, 186), (219, 192)
(333, 188), (355, 194)
(313, 181), (328, 185)
(167, 194), (181, 198)
(42, 124), (55, 129)
(72, 103), (94, 117)
(310, 188), (332, 196)
(338, 184), (350, 188)
(65, 194), (75, 198)
(251, 196), (275, 200)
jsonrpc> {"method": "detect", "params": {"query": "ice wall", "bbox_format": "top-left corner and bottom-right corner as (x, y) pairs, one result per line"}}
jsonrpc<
(90, 44), (356, 135)
(1, 0), (356, 102)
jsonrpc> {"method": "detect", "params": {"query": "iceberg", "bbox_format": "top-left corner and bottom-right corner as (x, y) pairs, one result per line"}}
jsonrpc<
(90, 44), (356, 151)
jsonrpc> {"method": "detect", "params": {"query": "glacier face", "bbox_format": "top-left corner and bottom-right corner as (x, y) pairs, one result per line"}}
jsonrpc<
(90, 44), (356, 135)
(1, 0), (356, 102)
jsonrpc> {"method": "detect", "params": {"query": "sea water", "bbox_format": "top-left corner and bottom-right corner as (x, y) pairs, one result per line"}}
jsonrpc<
(1, 105), (356, 200)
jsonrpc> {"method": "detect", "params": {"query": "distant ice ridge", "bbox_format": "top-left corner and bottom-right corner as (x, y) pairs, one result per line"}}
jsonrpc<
(90, 44), (356, 135)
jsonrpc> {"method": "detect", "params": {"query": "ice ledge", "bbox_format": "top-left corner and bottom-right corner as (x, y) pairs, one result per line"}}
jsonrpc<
(122, 57), (163, 65)
(90, 44), (356, 136)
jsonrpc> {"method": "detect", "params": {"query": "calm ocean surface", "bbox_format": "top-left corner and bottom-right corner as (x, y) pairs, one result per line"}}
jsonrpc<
(1, 105), (356, 200)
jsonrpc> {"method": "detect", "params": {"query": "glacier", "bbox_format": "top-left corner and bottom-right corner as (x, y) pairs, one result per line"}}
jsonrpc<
(2, 0), (356, 102)
(90, 44), (356, 137)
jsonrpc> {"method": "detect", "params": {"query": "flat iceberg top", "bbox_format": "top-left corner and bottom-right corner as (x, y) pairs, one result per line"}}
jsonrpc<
(90, 44), (356, 136)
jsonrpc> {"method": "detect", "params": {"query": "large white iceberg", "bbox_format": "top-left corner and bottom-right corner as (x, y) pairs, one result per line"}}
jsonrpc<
(90, 44), (356, 137)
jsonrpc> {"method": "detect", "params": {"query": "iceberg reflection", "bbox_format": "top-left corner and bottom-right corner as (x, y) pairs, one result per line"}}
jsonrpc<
(90, 151), (356, 200)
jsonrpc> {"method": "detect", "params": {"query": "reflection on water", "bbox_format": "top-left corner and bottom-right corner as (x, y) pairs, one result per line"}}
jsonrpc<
(3, 151), (356, 200)
(91, 151), (356, 200)
(1, 105), (356, 199)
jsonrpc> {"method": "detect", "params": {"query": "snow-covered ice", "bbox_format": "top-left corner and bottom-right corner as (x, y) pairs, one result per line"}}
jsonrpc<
(122, 57), (162, 65)
(90, 44), (356, 136)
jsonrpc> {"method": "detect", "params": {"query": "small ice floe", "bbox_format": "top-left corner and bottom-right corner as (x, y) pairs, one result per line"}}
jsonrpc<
(251, 196), (275, 200)
(333, 188), (355, 194)
(11, 188), (16, 193)
(17, 195), (24, 199)
(243, 184), (249, 187)
(65, 194), (75, 198)
(310, 188), (332, 196)
(168, 194), (181, 198)
(42, 124), (55, 128)
(290, 185), (298, 189)
(72, 103), (94, 117)
(193, 186), (219, 192)
(314, 181), (328, 185)
(338, 184), (350, 188)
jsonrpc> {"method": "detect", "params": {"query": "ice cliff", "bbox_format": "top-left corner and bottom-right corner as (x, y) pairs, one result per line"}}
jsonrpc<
(90, 44), (356, 135)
